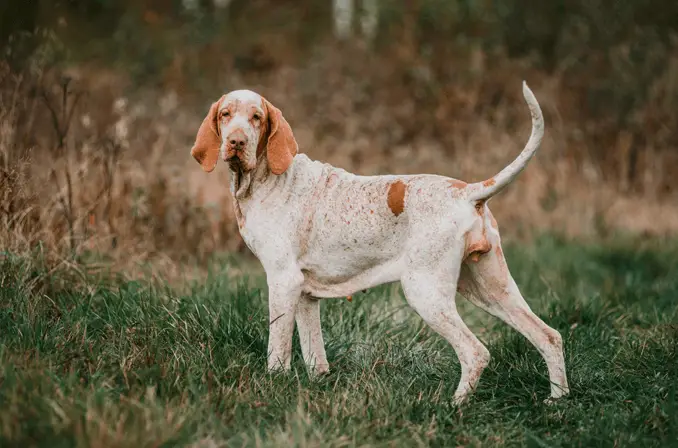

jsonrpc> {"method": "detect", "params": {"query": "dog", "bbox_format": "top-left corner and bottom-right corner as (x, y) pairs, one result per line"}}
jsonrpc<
(190, 82), (570, 404)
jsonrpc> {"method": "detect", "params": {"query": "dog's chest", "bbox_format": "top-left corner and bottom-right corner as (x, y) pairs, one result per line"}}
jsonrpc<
(238, 223), (257, 255)
(237, 197), (306, 261)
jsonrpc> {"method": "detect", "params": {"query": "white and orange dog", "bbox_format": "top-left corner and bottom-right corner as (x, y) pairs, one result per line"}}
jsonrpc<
(190, 82), (569, 404)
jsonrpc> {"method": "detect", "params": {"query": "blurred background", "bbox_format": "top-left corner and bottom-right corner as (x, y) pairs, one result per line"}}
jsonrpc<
(1, 0), (677, 274)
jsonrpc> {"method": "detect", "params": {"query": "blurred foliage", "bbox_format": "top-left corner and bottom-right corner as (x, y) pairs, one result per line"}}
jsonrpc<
(0, 0), (677, 266)
(4, 0), (677, 107)
(5, 0), (675, 123)
(4, 1), (677, 66)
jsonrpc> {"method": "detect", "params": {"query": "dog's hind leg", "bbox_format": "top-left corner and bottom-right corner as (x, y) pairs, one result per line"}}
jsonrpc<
(401, 246), (491, 405)
(457, 222), (569, 401)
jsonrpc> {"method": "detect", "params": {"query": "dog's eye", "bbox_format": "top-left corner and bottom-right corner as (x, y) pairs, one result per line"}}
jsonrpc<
(252, 113), (261, 122)
(220, 110), (230, 118)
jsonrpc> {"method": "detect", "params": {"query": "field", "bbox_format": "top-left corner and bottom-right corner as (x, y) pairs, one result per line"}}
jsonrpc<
(1, 236), (677, 447)
(2, 2), (678, 446)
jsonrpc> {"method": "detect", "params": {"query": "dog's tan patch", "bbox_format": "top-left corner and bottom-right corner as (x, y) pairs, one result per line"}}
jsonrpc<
(483, 178), (496, 187)
(448, 179), (468, 189)
(466, 238), (492, 262)
(387, 181), (406, 217)
(465, 205), (492, 262)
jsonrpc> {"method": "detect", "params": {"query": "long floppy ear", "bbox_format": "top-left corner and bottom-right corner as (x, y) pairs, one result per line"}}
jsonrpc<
(190, 96), (225, 173)
(263, 98), (298, 175)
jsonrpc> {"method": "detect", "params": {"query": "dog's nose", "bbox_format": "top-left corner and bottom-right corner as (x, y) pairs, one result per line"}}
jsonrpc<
(227, 130), (248, 151)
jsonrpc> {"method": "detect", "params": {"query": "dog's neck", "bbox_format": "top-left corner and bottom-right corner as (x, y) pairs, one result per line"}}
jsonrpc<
(229, 154), (286, 227)
(229, 152), (268, 200)
(229, 154), (324, 228)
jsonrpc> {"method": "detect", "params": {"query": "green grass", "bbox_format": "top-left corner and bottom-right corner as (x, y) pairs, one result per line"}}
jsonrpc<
(1, 236), (677, 447)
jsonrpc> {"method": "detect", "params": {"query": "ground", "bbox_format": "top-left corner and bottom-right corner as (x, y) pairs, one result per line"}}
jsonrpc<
(1, 236), (677, 447)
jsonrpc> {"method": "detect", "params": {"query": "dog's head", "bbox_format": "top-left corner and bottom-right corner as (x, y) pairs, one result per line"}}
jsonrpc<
(190, 90), (298, 175)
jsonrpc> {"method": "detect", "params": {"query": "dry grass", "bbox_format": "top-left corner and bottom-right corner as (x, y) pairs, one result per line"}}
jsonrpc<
(0, 61), (243, 281)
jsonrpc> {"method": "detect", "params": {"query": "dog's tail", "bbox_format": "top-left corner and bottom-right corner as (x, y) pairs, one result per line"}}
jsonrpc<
(467, 81), (544, 203)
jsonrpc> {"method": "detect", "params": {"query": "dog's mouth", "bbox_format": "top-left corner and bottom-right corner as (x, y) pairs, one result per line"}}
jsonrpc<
(230, 160), (244, 191)
(226, 155), (243, 169)
(224, 148), (255, 198)
(229, 158), (254, 198)
(226, 150), (254, 169)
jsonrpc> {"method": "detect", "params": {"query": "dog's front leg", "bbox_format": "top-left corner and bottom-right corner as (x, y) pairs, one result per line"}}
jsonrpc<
(295, 294), (329, 375)
(266, 269), (304, 372)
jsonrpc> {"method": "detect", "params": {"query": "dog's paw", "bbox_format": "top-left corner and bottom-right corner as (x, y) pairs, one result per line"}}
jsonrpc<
(305, 363), (330, 378)
(543, 394), (568, 406)
(452, 394), (470, 407)
(312, 366), (330, 377)
(544, 386), (570, 405)
(266, 363), (291, 375)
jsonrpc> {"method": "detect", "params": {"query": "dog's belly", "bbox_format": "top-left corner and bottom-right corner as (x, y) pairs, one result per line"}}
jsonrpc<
(299, 222), (408, 298)
(301, 254), (403, 298)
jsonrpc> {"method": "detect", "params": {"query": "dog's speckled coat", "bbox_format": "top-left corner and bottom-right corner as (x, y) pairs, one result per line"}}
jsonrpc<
(190, 83), (570, 404)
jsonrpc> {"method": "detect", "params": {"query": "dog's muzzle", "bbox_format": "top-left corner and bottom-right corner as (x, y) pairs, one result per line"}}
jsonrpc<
(224, 129), (248, 162)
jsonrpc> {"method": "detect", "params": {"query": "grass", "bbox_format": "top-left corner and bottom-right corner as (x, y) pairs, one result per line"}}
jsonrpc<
(1, 236), (677, 447)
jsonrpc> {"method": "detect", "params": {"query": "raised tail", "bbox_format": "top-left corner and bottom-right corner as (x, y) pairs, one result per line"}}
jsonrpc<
(467, 81), (544, 202)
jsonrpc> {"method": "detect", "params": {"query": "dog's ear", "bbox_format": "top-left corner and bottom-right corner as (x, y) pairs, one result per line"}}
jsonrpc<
(263, 98), (298, 175)
(191, 96), (224, 173)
